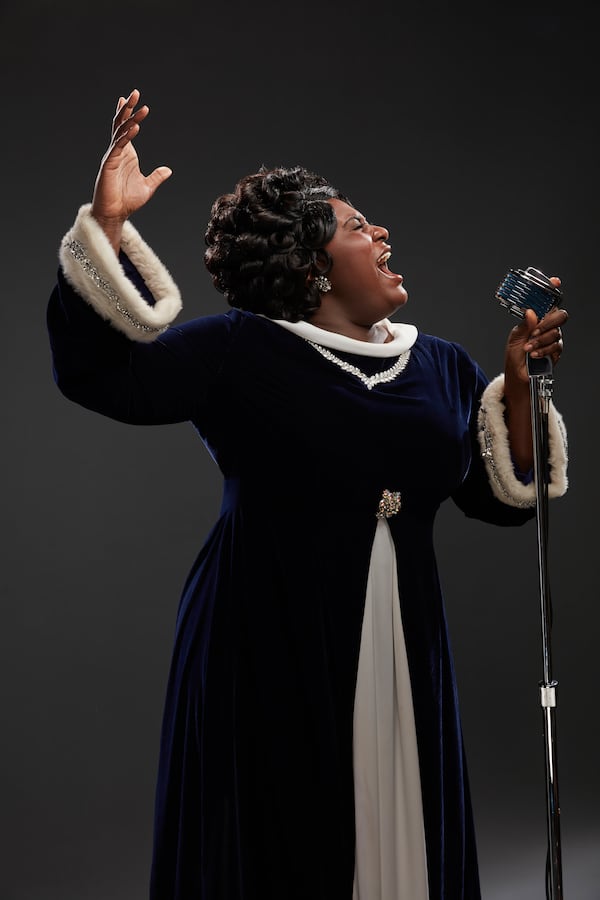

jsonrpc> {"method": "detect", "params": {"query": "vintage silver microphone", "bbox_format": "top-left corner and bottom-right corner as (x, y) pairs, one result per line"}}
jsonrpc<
(495, 265), (565, 900)
(495, 266), (563, 321)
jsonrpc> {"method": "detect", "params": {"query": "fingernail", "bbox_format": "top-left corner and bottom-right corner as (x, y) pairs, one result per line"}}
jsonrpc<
(531, 329), (540, 337)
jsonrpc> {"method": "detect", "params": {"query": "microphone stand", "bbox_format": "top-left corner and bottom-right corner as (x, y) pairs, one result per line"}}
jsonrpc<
(527, 351), (563, 900)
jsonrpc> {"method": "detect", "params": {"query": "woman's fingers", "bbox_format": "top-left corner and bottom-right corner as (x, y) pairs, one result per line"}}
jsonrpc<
(523, 307), (568, 359)
(113, 114), (143, 144)
(106, 96), (149, 159)
(110, 89), (150, 147)
(526, 332), (563, 358)
(112, 88), (139, 131)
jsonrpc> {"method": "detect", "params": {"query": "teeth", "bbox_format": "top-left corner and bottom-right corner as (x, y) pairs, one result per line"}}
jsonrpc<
(377, 251), (391, 266)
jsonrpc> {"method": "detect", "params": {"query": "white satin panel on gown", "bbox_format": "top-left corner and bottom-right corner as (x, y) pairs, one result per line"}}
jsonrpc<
(352, 518), (429, 900)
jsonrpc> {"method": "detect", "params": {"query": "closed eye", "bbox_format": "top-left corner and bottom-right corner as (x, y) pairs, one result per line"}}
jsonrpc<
(343, 214), (370, 230)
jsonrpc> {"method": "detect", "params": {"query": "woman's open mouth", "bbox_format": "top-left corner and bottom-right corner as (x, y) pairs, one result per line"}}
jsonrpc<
(376, 250), (402, 281)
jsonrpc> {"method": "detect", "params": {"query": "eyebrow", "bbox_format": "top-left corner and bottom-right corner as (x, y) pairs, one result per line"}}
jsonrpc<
(342, 214), (367, 227)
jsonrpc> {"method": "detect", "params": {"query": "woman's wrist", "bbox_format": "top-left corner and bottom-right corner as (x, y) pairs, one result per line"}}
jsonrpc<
(503, 373), (533, 471)
(90, 208), (126, 254)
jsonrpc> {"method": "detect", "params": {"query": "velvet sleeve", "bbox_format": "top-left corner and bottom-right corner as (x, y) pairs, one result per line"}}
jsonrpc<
(47, 267), (241, 426)
(46, 204), (246, 426)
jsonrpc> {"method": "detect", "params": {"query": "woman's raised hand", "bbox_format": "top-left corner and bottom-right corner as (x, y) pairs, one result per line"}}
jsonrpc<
(91, 89), (172, 251)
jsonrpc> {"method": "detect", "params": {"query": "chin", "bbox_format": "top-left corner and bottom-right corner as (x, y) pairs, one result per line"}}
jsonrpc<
(388, 288), (409, 314)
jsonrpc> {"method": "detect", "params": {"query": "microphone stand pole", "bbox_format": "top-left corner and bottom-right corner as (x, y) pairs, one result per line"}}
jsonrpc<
(527, 351), (563, 900)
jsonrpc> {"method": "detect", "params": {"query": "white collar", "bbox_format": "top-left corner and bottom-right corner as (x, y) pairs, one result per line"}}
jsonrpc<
(267, 317), (418, 358)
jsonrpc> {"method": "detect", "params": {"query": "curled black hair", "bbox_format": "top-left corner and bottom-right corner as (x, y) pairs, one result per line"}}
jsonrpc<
(204, 165), (349, 321)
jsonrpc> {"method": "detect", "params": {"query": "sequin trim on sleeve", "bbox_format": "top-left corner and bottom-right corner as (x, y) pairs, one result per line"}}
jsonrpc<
(65, 238), (166, 336)
(58, 204), (182, 343)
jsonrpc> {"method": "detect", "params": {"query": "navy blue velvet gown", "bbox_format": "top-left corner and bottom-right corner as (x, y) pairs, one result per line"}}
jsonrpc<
(47, 267), (535, 900)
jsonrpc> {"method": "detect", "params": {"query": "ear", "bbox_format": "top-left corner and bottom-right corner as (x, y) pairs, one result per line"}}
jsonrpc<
(315, 249), (329, 272)
(306, 251), (330, 285)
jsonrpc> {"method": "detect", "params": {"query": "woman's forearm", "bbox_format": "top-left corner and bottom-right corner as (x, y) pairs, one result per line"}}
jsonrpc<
(504, 379), (533, 473)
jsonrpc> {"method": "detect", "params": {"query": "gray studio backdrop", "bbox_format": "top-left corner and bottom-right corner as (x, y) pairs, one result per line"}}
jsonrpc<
(2, 5), (598, 899)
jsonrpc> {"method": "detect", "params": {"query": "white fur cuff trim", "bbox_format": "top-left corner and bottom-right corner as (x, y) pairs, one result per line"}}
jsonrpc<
(478, 374), (568, 508)
(58, 204), (182, 342)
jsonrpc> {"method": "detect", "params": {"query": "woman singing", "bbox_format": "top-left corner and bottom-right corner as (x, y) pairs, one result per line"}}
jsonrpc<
(47, 90), (569, 900)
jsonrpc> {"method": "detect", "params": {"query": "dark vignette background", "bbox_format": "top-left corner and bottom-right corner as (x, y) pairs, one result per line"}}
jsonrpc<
(2, 4), (598, 898)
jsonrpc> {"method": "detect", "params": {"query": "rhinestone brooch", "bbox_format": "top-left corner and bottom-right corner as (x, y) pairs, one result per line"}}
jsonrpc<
(376, 489), (402, 519)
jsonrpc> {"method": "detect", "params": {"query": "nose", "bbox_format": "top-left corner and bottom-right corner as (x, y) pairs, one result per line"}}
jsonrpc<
(372, 223), (389, 242)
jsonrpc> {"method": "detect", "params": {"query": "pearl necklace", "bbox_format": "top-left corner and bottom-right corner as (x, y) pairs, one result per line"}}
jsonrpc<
(307, 341), (411, 390)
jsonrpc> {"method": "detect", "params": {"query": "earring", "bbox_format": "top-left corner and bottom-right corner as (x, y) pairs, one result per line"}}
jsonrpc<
(315, 275), (332, 293)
